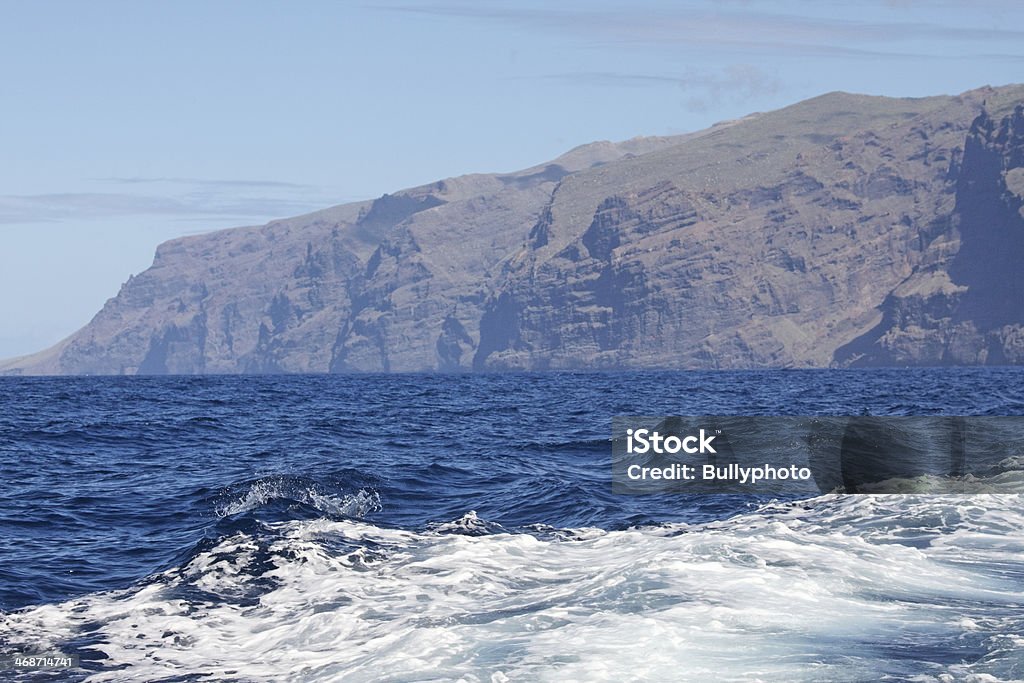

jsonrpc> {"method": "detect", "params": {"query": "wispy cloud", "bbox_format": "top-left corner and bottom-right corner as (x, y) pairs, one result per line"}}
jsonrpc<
(0, 193), (318, 225)
(0, 178), (357, 225)
(534, 64), (781, 112)
(376, 1), (1024, 60)
(100, 176), (314, 190)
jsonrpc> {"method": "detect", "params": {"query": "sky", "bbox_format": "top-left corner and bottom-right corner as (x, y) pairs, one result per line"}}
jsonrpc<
(2, 0), (1024, 359)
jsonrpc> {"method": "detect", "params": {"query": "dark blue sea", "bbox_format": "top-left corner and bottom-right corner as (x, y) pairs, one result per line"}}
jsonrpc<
(2, 369), (1024, 682)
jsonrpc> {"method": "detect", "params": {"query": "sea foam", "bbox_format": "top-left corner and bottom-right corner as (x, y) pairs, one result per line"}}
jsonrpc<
(3, 494), (1024, 682)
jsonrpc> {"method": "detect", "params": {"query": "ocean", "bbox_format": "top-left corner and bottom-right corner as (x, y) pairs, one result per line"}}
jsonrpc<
(2, 369), (1024, 682)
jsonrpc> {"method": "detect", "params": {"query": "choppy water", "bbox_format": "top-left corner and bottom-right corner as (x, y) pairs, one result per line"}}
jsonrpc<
(2, 370), (1024, 682)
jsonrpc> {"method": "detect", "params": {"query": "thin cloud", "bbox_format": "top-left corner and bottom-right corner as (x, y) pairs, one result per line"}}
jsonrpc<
(534, 65), (781, 112)
(100, 176), (315, 190)
(0, 175), (363, 225)
(0, 192), (338, 225)
(376, 2), (1024, 60)
(880, 0), (1021, 7)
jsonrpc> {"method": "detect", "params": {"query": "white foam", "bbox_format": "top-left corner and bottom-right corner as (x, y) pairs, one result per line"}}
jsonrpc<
(4, 495), (1024, 682)
(215, 479), (381, 519)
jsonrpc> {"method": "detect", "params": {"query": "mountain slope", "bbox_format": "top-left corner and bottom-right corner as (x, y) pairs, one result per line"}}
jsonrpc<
(4, 85), (1024, 375)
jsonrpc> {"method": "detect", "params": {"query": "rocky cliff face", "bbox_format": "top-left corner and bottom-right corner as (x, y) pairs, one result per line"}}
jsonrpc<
(836, 101), (1024, 366)
(4, 85), (1024, 375)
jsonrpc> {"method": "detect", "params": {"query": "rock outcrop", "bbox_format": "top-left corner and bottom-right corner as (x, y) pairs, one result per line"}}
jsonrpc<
(4, 85), (1024, 375)
(836, 101), (1024, 366)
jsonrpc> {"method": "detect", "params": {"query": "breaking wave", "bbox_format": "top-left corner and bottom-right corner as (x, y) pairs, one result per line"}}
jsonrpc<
(215, 475), (382, 519)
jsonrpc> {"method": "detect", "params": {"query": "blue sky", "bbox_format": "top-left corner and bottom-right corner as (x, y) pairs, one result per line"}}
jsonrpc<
(2, 0), (1023, 359)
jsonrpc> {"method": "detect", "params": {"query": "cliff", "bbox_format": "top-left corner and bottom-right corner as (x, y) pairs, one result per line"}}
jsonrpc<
(836, 101), (1024, 366)
(4, 85), (1024, 375)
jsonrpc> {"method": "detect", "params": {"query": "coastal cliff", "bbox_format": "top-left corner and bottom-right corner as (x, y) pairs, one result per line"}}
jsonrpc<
(5, 85), (1024, 374)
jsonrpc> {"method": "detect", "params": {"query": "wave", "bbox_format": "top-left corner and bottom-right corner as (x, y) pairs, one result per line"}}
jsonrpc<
(214, 475), (382, 520)
(428, 510), (507, 536)
(4, 494), (1024, 682)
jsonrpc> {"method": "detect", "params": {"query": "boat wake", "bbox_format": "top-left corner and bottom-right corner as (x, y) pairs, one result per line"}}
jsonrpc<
(3, 494), (1024, 682)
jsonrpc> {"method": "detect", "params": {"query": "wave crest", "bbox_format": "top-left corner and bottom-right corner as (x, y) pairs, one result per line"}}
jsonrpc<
(215, 475), (381, 519)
